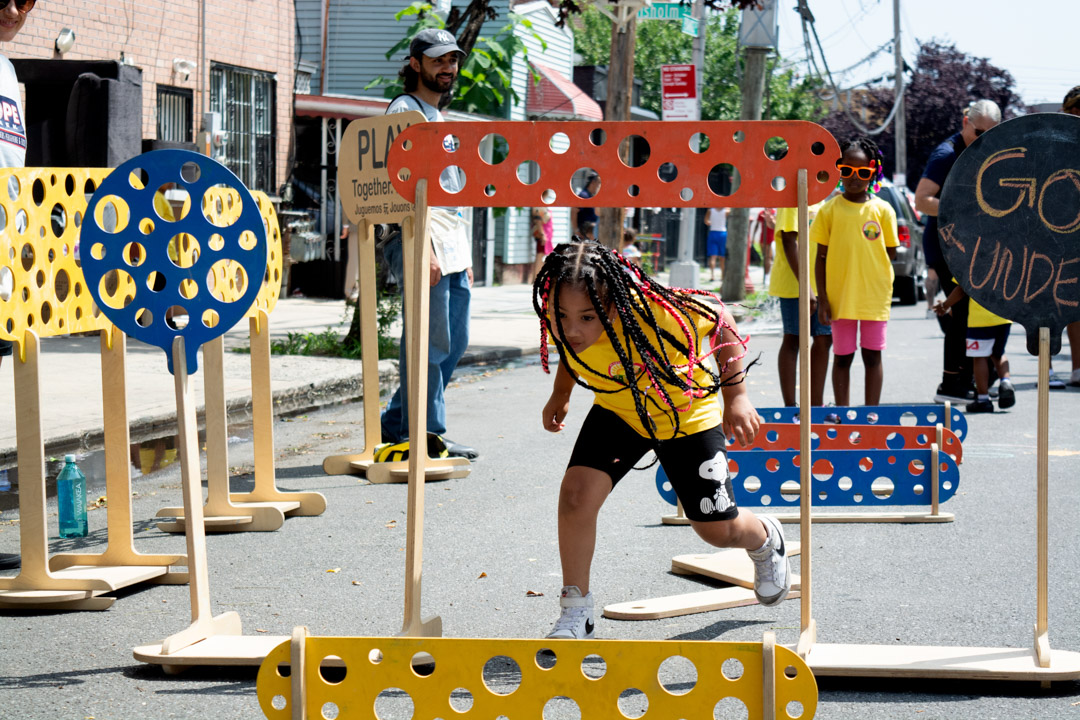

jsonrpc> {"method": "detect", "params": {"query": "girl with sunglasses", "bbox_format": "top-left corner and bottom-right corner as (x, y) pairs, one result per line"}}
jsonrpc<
(0, 0), (31, 372)
(811, 137), (899, 406)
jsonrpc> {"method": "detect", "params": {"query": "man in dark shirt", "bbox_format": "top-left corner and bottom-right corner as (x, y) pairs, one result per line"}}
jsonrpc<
(914, 99), (1001, 403)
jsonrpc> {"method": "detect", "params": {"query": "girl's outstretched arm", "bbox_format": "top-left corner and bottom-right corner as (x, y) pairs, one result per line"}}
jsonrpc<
(542, 360), (577, 433)
(716, 308), (760, 446)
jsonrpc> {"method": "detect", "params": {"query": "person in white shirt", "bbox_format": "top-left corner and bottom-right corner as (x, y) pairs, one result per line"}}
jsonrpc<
(704, 207), (728, 282)
(380, 28), (477, 460)
(0, 0), (32, 371)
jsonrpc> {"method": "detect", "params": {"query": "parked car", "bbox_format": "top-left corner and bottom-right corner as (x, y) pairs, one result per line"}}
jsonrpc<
(877, 179), (925, 305)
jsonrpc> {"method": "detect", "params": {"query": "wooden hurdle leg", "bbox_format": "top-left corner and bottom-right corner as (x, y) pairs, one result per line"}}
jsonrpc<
(763, 631), (776, 720)
(290, 626), (308, 720)
(49, 328), (186, 581)
(1035, 327), (1051, 670)
(795, 169), (816, 659)
(400, 180), (441, 639)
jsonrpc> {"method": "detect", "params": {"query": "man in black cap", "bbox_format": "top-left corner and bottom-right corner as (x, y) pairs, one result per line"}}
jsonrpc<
(380, 28), (478, 460)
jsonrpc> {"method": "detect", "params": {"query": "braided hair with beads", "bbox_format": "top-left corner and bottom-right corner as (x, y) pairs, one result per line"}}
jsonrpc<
(840, 135), (885, 194)
(532, 239), (752, 442)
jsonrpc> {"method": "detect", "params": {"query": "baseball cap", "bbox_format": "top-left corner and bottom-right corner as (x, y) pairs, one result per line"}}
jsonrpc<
(410, 28), (465, 59)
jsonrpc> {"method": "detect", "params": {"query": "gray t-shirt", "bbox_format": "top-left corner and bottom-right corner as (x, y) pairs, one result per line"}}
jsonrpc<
(386, 94), (462, 195)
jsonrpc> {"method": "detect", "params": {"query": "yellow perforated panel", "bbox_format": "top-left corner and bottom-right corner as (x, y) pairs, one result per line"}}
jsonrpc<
(0, 168), (135, 341)
(257, 636), (817, 719)
(202, 187), (282, 316)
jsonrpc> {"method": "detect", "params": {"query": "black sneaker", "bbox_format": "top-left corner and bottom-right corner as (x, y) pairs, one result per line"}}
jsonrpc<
(966, 399), (994, 414)
(934, 381), (974, 404)
(997, 381), (1016, 409)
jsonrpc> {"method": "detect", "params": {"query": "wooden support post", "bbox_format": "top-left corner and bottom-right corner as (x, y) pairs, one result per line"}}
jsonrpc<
(762, 631), (776, 720)
(1035, 327), (1051, 668)
(930, 440), (940, 517)
(796, 169), (815, 657)
(401, 179), (441, 638)
(944, 400), (951, 433)
(290, 626), (308, 720)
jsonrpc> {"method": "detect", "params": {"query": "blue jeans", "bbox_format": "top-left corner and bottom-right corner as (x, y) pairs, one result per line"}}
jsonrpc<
(380, 238), (471, 442)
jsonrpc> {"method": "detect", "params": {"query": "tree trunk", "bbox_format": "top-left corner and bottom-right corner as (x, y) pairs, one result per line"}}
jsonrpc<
(445, 0), (495, 55)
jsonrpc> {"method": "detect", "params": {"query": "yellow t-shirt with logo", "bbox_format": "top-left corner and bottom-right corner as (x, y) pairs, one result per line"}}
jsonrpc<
(564, 299), (724, 439)
(810, 195), (898, 321)
(768, 204), (823, 298)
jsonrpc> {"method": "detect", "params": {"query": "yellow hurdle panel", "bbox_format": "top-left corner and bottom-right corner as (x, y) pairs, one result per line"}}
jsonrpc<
(203, 187), (282, 318)
(257, 633), (817, 720)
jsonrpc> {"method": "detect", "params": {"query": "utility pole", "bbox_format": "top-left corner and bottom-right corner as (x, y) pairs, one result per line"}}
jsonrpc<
(721, 45), (767, 301)
(668, 0), (706, 290)
(598, 9), (638, 249)
(892, 0), (907, 186)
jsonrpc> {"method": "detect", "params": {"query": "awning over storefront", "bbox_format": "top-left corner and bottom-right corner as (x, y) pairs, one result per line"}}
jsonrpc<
(294, 94), (387, 120)
(527, 63), (603, 121)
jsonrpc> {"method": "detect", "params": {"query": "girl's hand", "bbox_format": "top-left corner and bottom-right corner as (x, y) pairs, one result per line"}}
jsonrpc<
(723, 394), (761, 447)
(817, 297), (831, 326)
(542, 394), (570, 432)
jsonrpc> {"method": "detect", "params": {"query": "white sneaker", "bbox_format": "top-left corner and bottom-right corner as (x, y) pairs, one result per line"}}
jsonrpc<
(747, 515), (791, 607)
(1049, 369), (1066, 390)
(546, 586), (595, 639)
(1070, 369), (1080, 387)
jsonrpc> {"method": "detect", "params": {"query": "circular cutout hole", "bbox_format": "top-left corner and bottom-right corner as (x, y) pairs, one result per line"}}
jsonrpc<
(581, 653), (606, 680)
(202, 189), (241, 228)
(536, 648), (557, 670)
(708, 164), (741, 197)
(589, 127), (606, 146)
(658, 655), (697, 695)
(6, 175), (19, 201)
(40, 301), (52, 325)
(368, 648), (383, 664)
(440, 165), (465, 194)
(146, 271), (166, 293)
(14, 208), (26, 234)
(479, 133), (508, 165)
(627, 184), (640, 197)
(50, 204), (67, 237)
(443, 133), (460, 152)
(549, 132), (570, 154)
(771, 176), (787, 191)
(714, 696), (748, 719)
(94, 195), (130, 234)
(543, 696), (581, 720)
(764, 136), (789, 160)
(449, 687), (474, 713)
(617, 688), (648, 719)
(239, 229), (259, 251)
(373, 688), (413, 720)
(573, 169), (600, 199)
(618, 135), (650, 168)
(321, 701), (339, 719)
(97, 269), (135, 309)
(482, 655), (522, 696)
(154, 184), (191, 222)
(817, 170), (830, 184)
(811, 141), (825, 156)
(397, 168), (412, 182)
(410, 651), (435, 677)
(208, 233), (225, 252)
(165, 306), (189, 331)
(53, 268), (70, 302)
(484, 184), (496, 197)
(787, 700), (805, 718)
(271, 695), (287, 711)
(541, 189), (556, 205)
(127, 168), (149, 189)
(134, 308), (153, 328)
(680, 187), (694, 201)
(732, 130), (745, 143)
(179, 278), (198, 300)
(20, 242), (34, 271)
(690, 131), (710, 152)
(167, 233), (201, 269)
(516, 160), (540, 185)
(202, 309), (220, 328)
(208, 259), (249, 302)
(122, 241), (146, 268)
(838, 476), (853, 491)
(657, 162), (678, 183)
(139, 217), (155, 235)
(721, 657), (744, 680)
(180, 161), (202, 183)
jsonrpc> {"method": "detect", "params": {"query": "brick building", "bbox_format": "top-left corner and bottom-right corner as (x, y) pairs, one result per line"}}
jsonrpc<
(5, 0), (294, 194)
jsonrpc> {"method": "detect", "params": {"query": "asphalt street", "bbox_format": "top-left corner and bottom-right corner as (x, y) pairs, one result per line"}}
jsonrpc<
(4, 300), (1080, 719)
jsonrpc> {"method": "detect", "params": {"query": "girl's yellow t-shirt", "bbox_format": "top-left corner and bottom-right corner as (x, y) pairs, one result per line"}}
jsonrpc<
(562, 299), (724, 439)
(768, 203), (824, 299)
(810, 195), (899, 321)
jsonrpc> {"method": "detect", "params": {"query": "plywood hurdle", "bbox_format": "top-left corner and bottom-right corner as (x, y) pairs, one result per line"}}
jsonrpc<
(256, 628), (818, 720)
(0, 168), (187, 611)
(155, 189), (325, 533)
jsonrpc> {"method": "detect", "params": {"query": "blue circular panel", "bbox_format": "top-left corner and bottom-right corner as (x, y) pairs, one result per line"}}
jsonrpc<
(81, 150), (267, 374)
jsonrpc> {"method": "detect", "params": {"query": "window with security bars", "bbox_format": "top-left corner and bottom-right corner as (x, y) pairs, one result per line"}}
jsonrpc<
(157, 86), (193, 143)
(209, 63), (276, 193)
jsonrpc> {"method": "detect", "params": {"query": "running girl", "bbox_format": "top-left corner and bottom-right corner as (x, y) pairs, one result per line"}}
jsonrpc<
(532, 240), (790, 639)
(813, 137), (899, 406)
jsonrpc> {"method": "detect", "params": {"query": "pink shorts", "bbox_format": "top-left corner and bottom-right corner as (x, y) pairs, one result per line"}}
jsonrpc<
(831, 319), (887, 355)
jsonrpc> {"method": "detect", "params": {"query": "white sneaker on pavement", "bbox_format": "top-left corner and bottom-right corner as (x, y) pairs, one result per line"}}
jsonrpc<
(747, 515), (791, 607)
(546, 586), (595, 639)
(1048, 369), (1066, 390)
(1071, 369), (1080, 387)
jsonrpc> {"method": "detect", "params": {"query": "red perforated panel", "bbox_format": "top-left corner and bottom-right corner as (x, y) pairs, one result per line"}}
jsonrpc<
(387, 121), (840, 208)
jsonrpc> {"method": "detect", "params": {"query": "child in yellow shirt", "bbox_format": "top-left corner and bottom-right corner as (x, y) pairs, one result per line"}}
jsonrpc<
(812, 137), (899, 406)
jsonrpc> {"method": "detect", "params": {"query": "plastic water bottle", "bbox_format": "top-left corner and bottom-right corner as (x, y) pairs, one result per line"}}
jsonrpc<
(57, 455), (88, 538)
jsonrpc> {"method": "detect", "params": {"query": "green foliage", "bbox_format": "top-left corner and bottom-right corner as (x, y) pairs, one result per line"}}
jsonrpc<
(573, 7), (824, 122)
(233, 293), (402, 360)
(364, 3), (545, 118)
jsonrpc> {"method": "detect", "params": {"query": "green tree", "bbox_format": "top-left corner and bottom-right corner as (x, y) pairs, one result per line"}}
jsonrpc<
(573, 7), (824, 122)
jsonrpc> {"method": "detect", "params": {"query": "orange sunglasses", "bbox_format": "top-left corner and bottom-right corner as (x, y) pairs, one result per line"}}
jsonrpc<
(836, 163), (877, 181)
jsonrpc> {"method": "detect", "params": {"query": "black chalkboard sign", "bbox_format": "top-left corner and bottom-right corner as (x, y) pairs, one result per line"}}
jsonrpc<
(939, 113), (1080, 356)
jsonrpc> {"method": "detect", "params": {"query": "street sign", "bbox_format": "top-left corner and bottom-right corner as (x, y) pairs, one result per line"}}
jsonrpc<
(661, 64), (699, 122)
(637, 2), (691, 21)
(681, 16), (699, 37)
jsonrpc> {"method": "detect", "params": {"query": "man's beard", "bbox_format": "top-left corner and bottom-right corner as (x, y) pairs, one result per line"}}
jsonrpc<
(420, 69), (455, 94)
